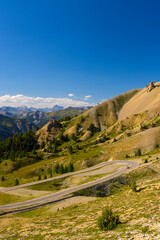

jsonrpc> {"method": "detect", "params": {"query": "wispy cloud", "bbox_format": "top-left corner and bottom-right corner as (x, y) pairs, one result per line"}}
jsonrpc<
(84, 95), (92, 100)
(68, 93), (74, 97)
(0, 94), (94, 108)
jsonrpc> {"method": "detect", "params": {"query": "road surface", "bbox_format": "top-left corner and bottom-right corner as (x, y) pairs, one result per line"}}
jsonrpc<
(0, 160), (139, 214)
(0, 161), (114, 193)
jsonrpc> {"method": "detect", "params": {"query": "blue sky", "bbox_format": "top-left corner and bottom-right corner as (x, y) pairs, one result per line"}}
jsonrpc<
(0, 0), (160, 107)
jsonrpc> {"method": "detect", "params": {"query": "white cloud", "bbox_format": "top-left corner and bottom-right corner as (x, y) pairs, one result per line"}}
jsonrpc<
(84, 95), (92, 100)
(68, 93), (74, 97)
(0, 94), (94, 108)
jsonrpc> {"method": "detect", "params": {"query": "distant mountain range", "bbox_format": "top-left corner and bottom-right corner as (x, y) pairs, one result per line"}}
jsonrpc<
(0, 105), (64, 117)
(18, 107), (92, 127)
(0, 106), (92, 140)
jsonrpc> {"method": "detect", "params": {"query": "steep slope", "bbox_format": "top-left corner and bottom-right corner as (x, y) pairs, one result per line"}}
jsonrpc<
(18, 111), (46, 126)
(37, 107), (91, 127)
(17, 107), (91, 127)
(36, 120), (62, 144)
(65, 89), (139, 137)
(100, 126), (160, 159)
(0, 114), (36, 141)
(119, 82), (160, 120)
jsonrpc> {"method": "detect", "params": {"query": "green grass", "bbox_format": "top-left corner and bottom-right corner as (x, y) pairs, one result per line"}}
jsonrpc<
(0, 137), (104, 188)
(26, 171), (118, 192)
(0, 159), (159, 239)
(26, 178), (66, 192)
(0, 192), (34, 205)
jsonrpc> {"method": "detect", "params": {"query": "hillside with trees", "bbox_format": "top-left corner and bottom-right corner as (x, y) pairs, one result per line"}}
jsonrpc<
(0, 114), (36, 141)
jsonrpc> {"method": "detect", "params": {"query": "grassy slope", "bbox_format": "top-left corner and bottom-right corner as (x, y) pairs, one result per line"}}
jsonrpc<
(64, 89), (139, 138)
(1, 87), (160, 239)
(0, 192), (34, 205)
(0, 157), (159, 240)
(1, 116), (160, 188)
(37, 108), (88, 127)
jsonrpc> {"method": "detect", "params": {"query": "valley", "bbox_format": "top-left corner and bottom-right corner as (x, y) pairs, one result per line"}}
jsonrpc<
(0, 83), (160, 239)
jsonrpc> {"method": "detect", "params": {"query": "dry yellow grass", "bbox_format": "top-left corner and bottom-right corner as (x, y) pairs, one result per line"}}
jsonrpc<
(100, 126), (160, 159)
(64, 89), (138, 140)
(119, 82), (160, 120)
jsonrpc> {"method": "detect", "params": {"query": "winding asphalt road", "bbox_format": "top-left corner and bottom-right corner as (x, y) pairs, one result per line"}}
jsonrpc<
(0, 160), (139, 213)
(0, 161), (113, 193)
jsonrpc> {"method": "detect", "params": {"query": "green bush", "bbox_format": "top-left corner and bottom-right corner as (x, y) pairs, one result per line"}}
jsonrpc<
(68, 145), (73, 155)
(142, 226), (149, 233)
(38, 175), (41, 180)
(15, 178), (19, 186)
(54, 163), (60, 174)
(98, 207), (120, 231)
(1, 176), (5, 181)
(137, 149), (141, 156)
(131, 180), (137, 192)
(54, 162), (74, 174)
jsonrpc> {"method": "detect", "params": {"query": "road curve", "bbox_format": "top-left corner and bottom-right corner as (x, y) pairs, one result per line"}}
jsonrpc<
(0, 161), (114, 193)
(0, 160), (139, 213)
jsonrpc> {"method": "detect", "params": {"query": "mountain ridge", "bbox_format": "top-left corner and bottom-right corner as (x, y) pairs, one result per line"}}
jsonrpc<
(0, 114), (36, 141)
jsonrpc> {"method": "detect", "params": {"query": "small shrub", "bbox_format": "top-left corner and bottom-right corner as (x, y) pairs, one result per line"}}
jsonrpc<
(142, 226), (149, 233)
(131, 180), (137, 192)
(47, 168), (52, 175)
(1, 176), (5, 181)
(144, 159), (148, 163)
(127, 132), (131, 137)
(38, 175), (41, 180)
(68, 145), (73, 155)
(96, 189), (106, 197)
(15, 178), (19, 186)
(137, 149), (141, 156)
(59, 164), (64, 174)
(98, 207), (120, 231)
(54, 163), (60, 174)
(125, 154), (129, 158)
(155, 144), (159, 148)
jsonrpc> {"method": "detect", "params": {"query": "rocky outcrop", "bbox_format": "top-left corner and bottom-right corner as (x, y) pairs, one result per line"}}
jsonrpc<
(36, 120), (62, 144)
(146, 81), (160, 92)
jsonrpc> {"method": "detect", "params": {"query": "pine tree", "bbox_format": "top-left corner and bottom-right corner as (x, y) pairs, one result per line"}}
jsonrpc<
(137, 149), (141, 156)
(1, 176), (5, 181)
(38, 175), (41, 180)
(53, 142), (57, 153)
(54, 163), (60, 174)
(68, 145), (73, 155)
(68, 163), (74, 172)
(59, 164), (64, 174)
(15, 178), (19, 186)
